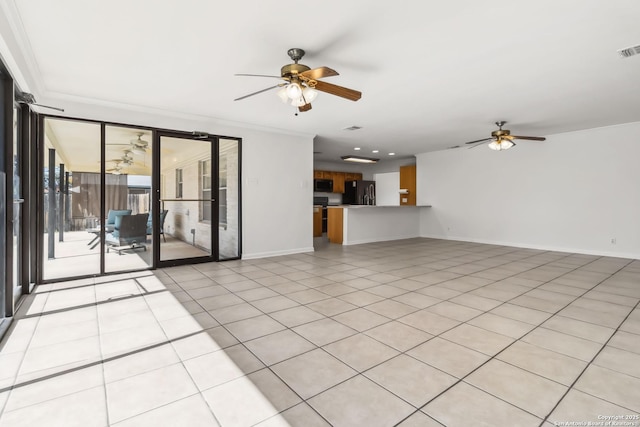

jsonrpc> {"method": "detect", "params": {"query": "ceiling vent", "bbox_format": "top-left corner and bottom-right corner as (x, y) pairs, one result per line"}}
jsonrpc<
(617, 45), (640, 58)
(344, 126), (363, 131)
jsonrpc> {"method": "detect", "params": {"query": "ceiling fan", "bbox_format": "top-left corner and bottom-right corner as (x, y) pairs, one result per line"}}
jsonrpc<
(129, 133), (149, 154)
(235, 48), (362, 113)
(106, 160), (124, 175)
(465, 121), (546, 151)
(106, 150), (134, 166)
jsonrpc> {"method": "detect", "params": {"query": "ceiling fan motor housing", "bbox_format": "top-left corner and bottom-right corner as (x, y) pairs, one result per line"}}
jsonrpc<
(491, 129), (511, 138)
(281, 63), (311, 79)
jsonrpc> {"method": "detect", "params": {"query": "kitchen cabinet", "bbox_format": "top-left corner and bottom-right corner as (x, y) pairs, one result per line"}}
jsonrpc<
(399, 165), (416, 205)
(332, 172), (345, 193)
(313, 170), (362, 193)
(327, 208), (343, 244)
(313, 207), (323, 237)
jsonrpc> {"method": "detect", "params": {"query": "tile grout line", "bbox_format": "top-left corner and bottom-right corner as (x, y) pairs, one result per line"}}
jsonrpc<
(537, 298), (640, 427)
(182, 246), (617, 425)
(4, 241), (634, 426)
(392, 254), (634, 426)
(0, 290), (50, 419)
(93, 279), (111, 427)
(136, 279), (225, 427)
(177, 243), (616, 412)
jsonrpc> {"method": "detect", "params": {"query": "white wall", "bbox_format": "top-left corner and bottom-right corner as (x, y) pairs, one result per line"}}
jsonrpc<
(417, 122), (640, 259)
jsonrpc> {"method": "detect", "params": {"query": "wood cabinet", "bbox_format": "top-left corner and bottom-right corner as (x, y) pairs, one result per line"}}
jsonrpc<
(327, 208), (343, 244)
(313, 207), (323, 237)
(345, 172), (363, 181)
(399, 165), (416, 205)
(313, 170), (362, 193)
(332, 172), (345, 193)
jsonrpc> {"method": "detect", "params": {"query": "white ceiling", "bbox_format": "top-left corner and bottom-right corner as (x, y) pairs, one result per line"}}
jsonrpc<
(4, 0), (640, 163)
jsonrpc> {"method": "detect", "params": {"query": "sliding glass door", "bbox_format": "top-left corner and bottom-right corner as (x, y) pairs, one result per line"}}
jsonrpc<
(104, 126), (153, 273)
(37, 117), (241, 281)
(12, 104), (23, 304)
(41, 118), (102, 280)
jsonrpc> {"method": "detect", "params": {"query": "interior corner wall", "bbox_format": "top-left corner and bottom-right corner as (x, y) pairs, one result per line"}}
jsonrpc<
(416, 121), (640, 259)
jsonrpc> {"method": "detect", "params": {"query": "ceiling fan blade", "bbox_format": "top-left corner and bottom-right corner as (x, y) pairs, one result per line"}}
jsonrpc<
(312, 80), (361, 101)
(234, 84), (283, 101)
(235, 73), (283, 79)
(468, 140), (491, 149)
(300, 67), (339, 80)
(510, 135), (546, 141)
(298, 103), (312, 112)
(464, 137), (493, 145)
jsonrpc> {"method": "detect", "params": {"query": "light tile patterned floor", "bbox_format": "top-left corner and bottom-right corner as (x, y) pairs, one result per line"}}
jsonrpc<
(0, 238), (639, 426)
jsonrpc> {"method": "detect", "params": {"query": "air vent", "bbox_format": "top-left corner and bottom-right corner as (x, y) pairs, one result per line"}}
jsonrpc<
(618, 45), (640, 58)
(344, 126), (363, 131)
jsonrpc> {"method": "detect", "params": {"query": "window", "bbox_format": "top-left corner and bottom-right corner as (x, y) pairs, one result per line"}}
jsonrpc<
(219, 155), (227, 227)
(200, 160), (211, 222)
(175, 168), (183, 198)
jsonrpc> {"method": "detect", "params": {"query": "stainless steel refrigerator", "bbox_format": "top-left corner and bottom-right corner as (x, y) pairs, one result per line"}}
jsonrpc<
(343, 180), (376, 205)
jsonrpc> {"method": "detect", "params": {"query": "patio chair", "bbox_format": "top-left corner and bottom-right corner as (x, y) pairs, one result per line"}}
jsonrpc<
(86, 209), (132, 249)
(105, 209), (132, 232)
(105, 213), (149, 255)
(146, 209), (168, 242)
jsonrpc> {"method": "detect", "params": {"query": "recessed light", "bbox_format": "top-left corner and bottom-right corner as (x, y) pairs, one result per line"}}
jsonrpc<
(372, 150), (379, 153)
(354, 147), (361, 151)
(341, 155), (379, 164)
(389, 152), (395, 156)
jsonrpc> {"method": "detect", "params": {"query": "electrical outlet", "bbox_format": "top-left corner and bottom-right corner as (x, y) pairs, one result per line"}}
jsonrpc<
(611, 238), (617, 245)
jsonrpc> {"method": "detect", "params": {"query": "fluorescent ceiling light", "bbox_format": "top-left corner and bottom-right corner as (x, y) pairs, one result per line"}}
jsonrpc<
(341, 155), (379, 163)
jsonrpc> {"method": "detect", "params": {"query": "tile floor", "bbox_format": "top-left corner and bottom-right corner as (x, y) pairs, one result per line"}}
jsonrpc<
(0, 238), (639, 426)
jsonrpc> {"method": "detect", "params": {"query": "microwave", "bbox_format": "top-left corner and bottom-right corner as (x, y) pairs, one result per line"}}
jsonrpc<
(314, 179), (333, 192)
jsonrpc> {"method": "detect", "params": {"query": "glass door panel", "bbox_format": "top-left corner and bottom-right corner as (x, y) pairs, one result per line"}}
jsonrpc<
(12, 105), (23, 303)
(218, 139), (240, 260)
(158, 135), (216, 263)
(104, 126), (153, 273)
(42, 118), (101, 280)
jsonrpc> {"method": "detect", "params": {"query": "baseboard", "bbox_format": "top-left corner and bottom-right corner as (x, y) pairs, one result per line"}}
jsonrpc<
(419, 234), (640, 260)
(242, 246), (315, 260)
(344, 234), (420, 246)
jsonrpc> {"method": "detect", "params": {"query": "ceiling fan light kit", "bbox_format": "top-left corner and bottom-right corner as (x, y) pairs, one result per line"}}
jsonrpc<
(235, 48), (361, 113)
(487, 139), (514, 151)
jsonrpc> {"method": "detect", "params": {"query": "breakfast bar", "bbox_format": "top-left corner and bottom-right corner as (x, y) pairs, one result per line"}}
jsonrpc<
(327, 205), (431, 245)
